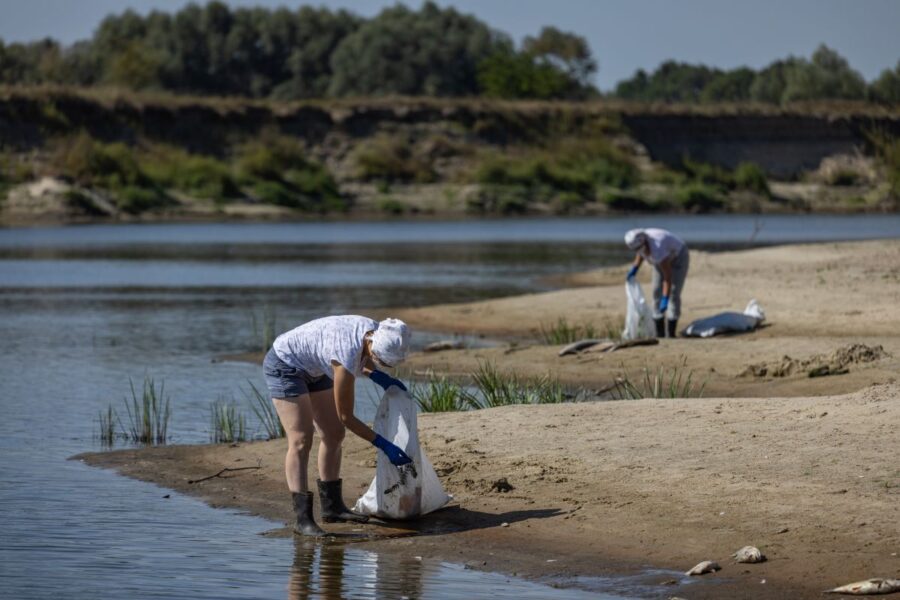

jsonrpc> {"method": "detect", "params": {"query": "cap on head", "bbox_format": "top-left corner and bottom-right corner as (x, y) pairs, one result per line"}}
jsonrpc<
(371, 318), (411, 367)
(624, 229), (647, 251)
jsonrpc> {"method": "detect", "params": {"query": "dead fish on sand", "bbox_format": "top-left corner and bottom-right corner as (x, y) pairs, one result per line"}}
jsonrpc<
(825, 578), (900, 595)
(685, 560), (721, 576)
(558, 338), (606, 356)
(733, 546), (766, 563)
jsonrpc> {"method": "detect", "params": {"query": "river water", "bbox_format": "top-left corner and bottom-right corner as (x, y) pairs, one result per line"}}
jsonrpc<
(1, 215), (897, 599)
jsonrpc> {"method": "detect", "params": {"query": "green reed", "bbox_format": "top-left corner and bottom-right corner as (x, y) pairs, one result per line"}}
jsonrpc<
(410, 374), (479, 412)
(538, 317), (597, 344)
(610, 359), (708, 399)
(210, 399), (247, 443)
(123, 377), (171, 444)
(245, 381), (285, 440)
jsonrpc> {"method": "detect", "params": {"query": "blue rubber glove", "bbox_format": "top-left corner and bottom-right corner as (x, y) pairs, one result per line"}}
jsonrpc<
(659, 295), (669, 313)
(369, 369), (407, 392)
(626, 265), (639, 280)
(372, 434), (413, 466)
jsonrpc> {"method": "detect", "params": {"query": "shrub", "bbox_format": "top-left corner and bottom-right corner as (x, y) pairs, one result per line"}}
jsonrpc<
(377, 198), (405, 215)
(144, 148), (240, 201)
(551, 191), (586, 214)
(237, 137), (345, 212)
(467, 186), (529, 214)
(602, 190), (661, 212)
(675, 183), (725, 213)
(681, 158), (734, 189)
(734, 162), (770, 196)
(352, 134), (435, 183)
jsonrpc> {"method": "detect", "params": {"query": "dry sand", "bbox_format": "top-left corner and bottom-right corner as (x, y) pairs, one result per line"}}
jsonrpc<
(78, 240), (900, 599)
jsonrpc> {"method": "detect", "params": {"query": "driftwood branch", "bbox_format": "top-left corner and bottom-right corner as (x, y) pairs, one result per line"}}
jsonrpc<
(188, 460), (262, 484)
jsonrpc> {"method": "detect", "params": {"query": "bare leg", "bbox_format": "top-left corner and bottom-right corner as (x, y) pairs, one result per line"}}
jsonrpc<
(310, 388), (346, 482)
(273, 395), (315, 493)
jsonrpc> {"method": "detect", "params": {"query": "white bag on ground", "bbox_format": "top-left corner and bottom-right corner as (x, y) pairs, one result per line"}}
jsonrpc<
(682, 299), (766, 338)
(354, 386), (451, 519)
(622, 279), (657, 340)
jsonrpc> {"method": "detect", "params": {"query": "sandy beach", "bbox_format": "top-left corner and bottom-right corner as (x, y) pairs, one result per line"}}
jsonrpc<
(78, 240), (900, 599)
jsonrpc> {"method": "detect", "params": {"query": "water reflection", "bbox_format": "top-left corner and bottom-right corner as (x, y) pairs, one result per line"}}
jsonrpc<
(286, 537), (629, 600)
(289, 539), (424, 600)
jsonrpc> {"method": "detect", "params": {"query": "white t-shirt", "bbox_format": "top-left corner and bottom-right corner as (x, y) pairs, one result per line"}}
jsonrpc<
(273, 315), (377, 379)
(639, 228), (686, 265)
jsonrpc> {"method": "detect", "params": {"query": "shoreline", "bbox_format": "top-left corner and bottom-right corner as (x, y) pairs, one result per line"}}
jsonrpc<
(77, 239), (900, 599)
(77, 384), (900, 600)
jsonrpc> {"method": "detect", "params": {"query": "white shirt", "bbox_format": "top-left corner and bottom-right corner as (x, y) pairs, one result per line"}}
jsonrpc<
(273, 315), (377, 379)
(639, 228), (686, 265)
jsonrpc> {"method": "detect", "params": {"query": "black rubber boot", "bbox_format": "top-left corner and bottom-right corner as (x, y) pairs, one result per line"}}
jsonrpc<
(654, 318), (665, 339)
(291, 491), (325, 536)
(666, 319), (679, 339)
(318, 479), (369, 524)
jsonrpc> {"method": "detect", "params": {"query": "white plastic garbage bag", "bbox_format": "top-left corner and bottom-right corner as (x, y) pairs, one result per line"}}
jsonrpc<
(354, 386), (451, 519)
(682, 299), (766, 338)
(622, 279), (657, 340)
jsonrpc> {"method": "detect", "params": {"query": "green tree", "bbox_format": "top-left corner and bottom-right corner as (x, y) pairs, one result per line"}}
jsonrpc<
(477, 48), (573, 99)
(781, 45), (866, 103)
(869, 61), (900, 104)
(699, 67), (755, 103)
(327, 2), (503, 96)
(522, 26), (596, 92)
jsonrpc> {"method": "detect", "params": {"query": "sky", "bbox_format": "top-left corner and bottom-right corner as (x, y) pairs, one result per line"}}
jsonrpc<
(0, 0), (898, 90)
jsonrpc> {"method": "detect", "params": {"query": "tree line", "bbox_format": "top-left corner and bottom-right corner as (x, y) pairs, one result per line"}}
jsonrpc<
(0, 1), (897, 103)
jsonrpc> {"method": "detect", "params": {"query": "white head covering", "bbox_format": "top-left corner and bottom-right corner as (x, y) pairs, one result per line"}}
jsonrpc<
(371, 318), (411, 367)
(624, 229), (647, 251)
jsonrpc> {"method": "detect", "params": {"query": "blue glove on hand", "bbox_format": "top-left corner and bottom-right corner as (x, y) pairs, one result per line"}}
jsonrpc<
(369, 369), (407, 392)
(372, 434), (413, 466)
(626, 265), (639, 280)
(659, 295), (669, 313)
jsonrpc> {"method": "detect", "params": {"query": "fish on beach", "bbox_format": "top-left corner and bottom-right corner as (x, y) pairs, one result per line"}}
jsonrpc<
(733, 546), (766, 563)
(825, 578), (900, 595)
(558, 338), (606, 356)
(685, 560), (721, 576)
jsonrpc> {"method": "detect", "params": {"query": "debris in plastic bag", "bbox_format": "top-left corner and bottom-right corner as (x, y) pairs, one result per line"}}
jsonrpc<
(354, 387), (451, 519)
(682, 300), (766, 338)
(622, 279), (657, 341)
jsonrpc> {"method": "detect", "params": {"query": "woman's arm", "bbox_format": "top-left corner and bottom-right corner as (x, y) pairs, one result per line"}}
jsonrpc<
(659, 257), (673, 297)
(332, 362), (376, 443)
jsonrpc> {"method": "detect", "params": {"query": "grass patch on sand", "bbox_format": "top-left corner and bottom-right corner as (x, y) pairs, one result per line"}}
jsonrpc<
(538, 318), (597, 344)
(410, 374), (479, 412)
(210, 399), (247, 443)
(610, 359), (708, 399)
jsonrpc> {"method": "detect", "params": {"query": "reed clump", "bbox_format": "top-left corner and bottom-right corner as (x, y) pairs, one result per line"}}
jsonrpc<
(538, 317), (597, 344)
(123, 377), (171, 444)
(610, 359), (708, 399)
(410, 362), (584, 413)
(210, 399), (247, 443)
(245, 382), (285, 440)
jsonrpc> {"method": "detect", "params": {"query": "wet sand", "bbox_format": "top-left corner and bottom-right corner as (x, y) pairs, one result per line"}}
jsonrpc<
(78, 240), (900, 599)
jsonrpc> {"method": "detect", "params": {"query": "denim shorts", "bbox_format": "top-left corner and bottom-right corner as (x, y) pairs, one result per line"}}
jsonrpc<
(263, 348), (334, 400)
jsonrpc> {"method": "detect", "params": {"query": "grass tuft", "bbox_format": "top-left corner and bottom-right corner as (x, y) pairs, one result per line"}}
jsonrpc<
(410, 374), (478, 412)
(538, 317), (597, 344)
(245, 381), (285, 440)
(97, 404), (119, 447)
(610, 359), (708, 399)
(210, 399), (247, 443)
(123, 377), (171, 444)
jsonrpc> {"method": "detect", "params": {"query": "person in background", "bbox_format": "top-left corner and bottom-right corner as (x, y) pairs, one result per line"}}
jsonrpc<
(263, 315), (412, 536)
(625, 228), (690, 338)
